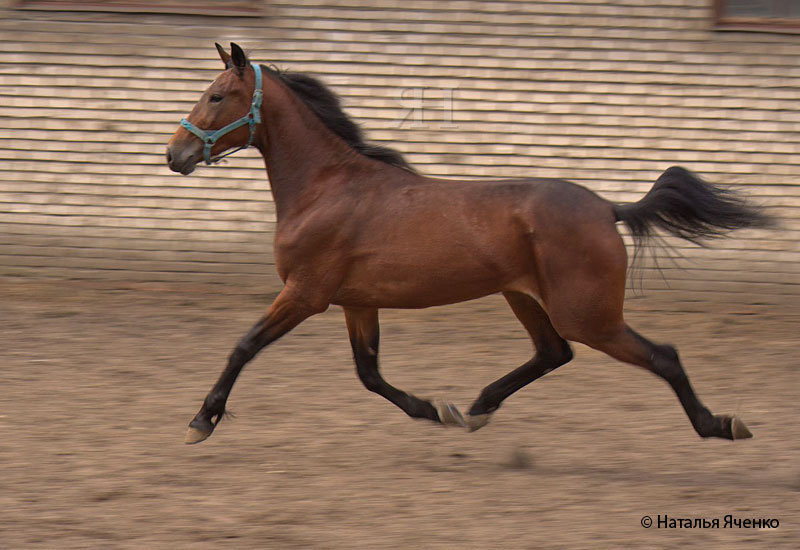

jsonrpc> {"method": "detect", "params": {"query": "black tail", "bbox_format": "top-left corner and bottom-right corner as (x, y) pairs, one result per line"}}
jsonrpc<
(613, 167), (772, 263)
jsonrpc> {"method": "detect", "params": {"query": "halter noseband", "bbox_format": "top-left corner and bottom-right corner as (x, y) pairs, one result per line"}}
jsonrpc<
(179, 63), (263, 165)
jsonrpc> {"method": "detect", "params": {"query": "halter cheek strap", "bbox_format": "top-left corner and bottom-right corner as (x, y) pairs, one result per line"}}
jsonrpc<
(179, 63), (263, 165)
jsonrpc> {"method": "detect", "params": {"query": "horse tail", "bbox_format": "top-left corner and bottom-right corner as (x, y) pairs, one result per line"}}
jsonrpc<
(612, 166), (772, 266)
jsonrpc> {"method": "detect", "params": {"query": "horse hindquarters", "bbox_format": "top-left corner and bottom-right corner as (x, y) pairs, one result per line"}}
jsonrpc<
(529, 169), (761, 440)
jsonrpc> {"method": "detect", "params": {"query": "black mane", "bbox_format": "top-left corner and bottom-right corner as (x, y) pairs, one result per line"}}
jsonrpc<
(264, 66), (415, 172)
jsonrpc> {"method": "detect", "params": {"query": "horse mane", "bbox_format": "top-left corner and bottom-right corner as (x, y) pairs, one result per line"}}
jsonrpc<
(264, 66), (416, 173)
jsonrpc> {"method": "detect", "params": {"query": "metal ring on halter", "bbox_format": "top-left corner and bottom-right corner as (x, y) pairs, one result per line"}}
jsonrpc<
(179, 63), (263, 165)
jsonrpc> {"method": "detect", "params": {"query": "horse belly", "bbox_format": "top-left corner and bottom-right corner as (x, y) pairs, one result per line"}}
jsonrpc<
(331, 243), (525, 309)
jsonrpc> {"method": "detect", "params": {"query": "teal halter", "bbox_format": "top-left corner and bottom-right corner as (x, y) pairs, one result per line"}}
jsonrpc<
(180, 63), (263, 165)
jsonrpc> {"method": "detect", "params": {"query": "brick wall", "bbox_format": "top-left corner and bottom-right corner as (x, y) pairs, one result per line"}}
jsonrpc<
(1, 0), (798, 305)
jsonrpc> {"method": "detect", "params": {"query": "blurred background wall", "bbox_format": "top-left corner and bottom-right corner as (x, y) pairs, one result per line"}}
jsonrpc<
(0, 0), (798, 306)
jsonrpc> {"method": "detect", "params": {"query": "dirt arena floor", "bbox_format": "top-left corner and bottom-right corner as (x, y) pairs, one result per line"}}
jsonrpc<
(0, 279), (797, 549)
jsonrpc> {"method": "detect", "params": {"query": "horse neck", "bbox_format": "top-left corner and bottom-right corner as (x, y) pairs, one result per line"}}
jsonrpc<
(254, 76), (360, 220)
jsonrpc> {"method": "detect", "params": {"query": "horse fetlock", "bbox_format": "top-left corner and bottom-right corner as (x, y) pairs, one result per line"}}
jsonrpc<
(204, 392), (228, 417)
(689, 408), (720, 438)
(467, 398), (499, 417)
(691, 412), (751, 440)
(403, 394), (440, 423)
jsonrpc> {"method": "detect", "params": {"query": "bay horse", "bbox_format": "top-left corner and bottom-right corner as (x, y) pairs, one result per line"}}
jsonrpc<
(167, 43), (770, 444)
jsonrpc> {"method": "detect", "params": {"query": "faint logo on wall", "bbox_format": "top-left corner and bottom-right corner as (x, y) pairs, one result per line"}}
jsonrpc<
(395, 87), (458, 129)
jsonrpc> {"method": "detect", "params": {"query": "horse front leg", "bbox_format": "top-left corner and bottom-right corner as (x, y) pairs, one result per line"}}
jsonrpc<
(344, 307), (463, 426)
(185, 286), (327, 444)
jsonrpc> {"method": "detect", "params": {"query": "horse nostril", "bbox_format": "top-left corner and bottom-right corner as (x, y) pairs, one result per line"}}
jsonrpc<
(166, 149), (173, 165)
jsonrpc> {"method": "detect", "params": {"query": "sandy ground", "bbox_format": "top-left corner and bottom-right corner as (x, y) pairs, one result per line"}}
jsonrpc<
(0, 279), (798, 549)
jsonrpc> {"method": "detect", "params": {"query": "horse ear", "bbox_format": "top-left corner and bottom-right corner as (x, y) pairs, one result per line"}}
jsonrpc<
(216, 42), (232, 69)
(230, 42), (249, 76)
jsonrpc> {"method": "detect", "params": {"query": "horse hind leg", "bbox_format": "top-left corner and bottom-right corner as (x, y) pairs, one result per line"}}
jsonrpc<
(465, 291), (574, 431)
(588, 324), (752, 440)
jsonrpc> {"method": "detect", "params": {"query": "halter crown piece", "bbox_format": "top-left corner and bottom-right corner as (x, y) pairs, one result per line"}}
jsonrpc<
(179, 63), (263, 165)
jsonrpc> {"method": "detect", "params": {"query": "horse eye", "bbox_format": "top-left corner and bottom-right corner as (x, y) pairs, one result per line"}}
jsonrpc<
(209, 94), (224, 103)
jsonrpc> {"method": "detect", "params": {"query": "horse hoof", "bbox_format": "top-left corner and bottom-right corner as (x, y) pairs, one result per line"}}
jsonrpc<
(185, 424), (213, 444)
(465, 413), (491, 432)
(434, 399), (466, 428)
(730, 416), (753, 440)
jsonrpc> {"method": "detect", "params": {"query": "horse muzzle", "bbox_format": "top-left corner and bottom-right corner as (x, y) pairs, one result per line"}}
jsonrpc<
(166, 142), (201, 175)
